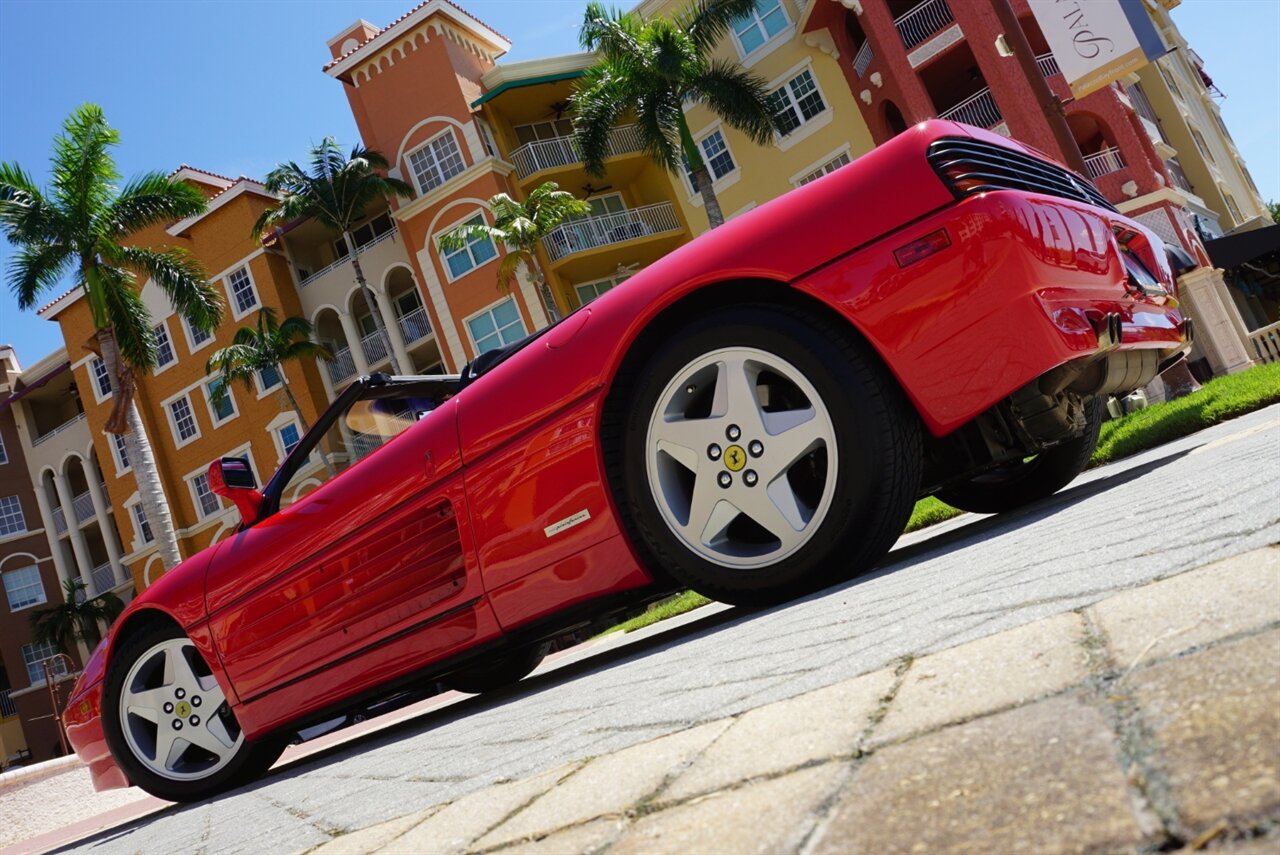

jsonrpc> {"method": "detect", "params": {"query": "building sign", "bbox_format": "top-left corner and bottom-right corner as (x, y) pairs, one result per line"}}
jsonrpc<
(1028, 0), (1167, 99)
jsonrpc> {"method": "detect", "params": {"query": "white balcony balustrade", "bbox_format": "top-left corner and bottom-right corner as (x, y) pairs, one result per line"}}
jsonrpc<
(327, 347), (358, 384)
(543, 203), (681, 263)
(1248, 320), (1280, 364)
(939, 87), (1002, 129)
(298, 230), (397, 287)
(894, 0), (954, 50)
(1036, 52), (1061, 78)
(398, 307), (433, 344)
(1083, 147), (1126, 179)
(91, 563), (115, 597)
(509, 125), (643, 180)
(853, 40), (874, 78)
(360, 330), (391, 367)
(33, 412), (86, 447)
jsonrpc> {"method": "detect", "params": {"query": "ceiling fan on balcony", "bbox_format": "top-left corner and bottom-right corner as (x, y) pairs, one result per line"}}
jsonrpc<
(547, 99), (573, 119)
(581, 182), (613, 197)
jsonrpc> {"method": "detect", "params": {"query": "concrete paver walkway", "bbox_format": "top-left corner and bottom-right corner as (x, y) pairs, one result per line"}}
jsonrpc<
(307, 546), (1279, 855)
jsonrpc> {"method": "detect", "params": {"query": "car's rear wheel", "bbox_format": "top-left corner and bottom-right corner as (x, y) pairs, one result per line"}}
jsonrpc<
(441, 643), (549, 695)
(936, 396), (1104, 514)
(102, 624), (284, 802)
(616, 305), (921, 606)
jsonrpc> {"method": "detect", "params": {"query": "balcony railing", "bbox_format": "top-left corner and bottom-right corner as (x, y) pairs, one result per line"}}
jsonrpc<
(939, 87), (1002, 129)
(327, 347), (358, 385)
(1036, 52), (1061, 78)
(360, 330), (391, 367)
(1083, 147), (1126, 179)
(91, 562), (115, 597)
(298, 229), (397, 287)
(0, 689), (15, 718)
(543, 203), (681, 263)
(52, 487), (102, 534)
(398, 306), (433, 344)
(853, 40), (874, 78)
(1248, 320), (1280, 365)
(894, 0), (954, 50)
(509, 125), (644, 180)
(32, 412), (86, 447)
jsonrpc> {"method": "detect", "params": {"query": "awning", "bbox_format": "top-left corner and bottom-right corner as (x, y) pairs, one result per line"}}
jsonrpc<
(470, 69), (585, 108)
(1204, 224), (1280, 270)
(0, 361), (71, 413)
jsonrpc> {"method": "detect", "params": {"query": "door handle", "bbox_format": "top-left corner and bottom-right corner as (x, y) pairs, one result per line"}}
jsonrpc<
(424, 450), (435, 478)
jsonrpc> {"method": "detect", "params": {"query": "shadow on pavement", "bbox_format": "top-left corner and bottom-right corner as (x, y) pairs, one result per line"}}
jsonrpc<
(53, 448), (1193, 851)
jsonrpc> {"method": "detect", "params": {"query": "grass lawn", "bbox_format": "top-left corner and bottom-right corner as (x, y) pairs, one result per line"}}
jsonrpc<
(599, 362), (1280, 635)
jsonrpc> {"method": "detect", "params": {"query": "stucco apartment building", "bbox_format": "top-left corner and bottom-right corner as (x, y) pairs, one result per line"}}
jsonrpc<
(1, 0), (1271, 759)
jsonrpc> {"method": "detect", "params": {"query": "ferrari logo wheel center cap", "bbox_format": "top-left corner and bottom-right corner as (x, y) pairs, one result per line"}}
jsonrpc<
(175, 701), (192, 718)
(724, 445), (747, 472)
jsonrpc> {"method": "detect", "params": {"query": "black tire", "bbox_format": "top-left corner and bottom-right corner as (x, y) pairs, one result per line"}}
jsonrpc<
(936, 396), (1103, 514)
(614, 304), (921, 607)
(441, 643), (549, 694)
(102, 623), (285, 802)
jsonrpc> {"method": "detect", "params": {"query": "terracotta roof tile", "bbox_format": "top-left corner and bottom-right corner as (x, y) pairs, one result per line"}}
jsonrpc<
(36, 285), (81, 316)
(322, 0), (507, 71)
(167, 163), (238, 184)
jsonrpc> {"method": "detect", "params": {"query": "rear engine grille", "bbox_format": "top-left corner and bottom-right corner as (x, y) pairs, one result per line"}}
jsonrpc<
(928, 137), (1117, 212)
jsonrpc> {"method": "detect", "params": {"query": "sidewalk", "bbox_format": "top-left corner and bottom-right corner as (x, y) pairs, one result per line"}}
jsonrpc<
(303, 546), (1280, 855)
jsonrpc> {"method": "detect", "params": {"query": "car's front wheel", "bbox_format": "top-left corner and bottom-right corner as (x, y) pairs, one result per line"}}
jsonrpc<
(616, 304), (921, 606)
(102, 624), (284, 802)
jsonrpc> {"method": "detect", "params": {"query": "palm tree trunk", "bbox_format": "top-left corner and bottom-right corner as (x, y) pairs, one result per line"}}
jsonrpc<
(677, 115), (724, 229)
(278, 362), (336, 477)
(346, 231), (404, 375)
(96, 329), (183, 571)
(529, 263), (562, 323)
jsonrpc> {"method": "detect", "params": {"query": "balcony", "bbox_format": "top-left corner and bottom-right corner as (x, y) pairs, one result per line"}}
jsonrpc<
(1036, 52), (1061, 78)
(360, 329), (391, 367)
(91, 562), (115, 597)
(33, 412), (86, 447)
(398, 307), (433, 344)
(853, 41), (874, 78)
(1248, 320), (1280, 365)
(299, 229), (398, 287)
(894, 0), (954, 51)
(509, 125), (644, 181)
(327, 347), (358, 385)
(1083, 147), (1126, 179)
(52, 487), (102, 534)
(939, 88), (1002, 130)
(543, 203), (682, 264)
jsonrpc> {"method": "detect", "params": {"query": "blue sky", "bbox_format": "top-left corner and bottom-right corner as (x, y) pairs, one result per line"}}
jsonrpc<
(2, 0), (1277, 365)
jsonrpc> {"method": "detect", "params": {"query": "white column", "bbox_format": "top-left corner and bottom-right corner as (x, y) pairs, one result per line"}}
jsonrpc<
(52, 470), (94, 593)
(414, 246), (467, 372)
(33, 482), (73, 586)
(1177, 268), (1254, 375)
(374, 290), (413, 373)
(81, 456), (126, 587)
(317, 355), (337, 403)
(338, 311), (371, 375)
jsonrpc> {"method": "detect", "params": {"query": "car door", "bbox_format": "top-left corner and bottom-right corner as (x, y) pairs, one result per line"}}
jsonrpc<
(205, 397), (484, 706)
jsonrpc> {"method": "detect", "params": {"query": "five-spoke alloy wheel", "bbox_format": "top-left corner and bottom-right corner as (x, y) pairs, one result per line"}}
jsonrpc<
(102, 624), (284, 802)
(617, 304), (921, 606)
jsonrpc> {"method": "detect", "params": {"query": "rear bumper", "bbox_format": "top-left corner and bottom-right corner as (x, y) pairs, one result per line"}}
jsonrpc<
(796, 191), (1188, 436)
(64, 679), (129, 791)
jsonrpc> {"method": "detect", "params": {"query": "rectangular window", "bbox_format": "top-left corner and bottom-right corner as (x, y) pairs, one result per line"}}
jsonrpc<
(154, 322), (175, 369)
(257, 364), (282, 393)
(795, 152), (852, 186)
(91, 357), (112, 398)
(191, 473), (221, 519)
(278, 422), (302, 457)
(205, 378), (236, 425)
(169, 396), (199, 444)
(769, 69), (827, 136)
(684, 130), (737, 191)
(112, 432), (130, 472)
(0, 431), (6, 465)
(408, 130), (466, 195)
(732, 0), (789, 55)
(0, 495), (26, 537)
(131, 503), (153, 544)
(186, 316), (212, 349)
(574, 272), (632, 306)
(3, 566), (45, 611)
(22, 639), (68, 685)
(1224, 193), (1243, 222)
(440, 215), (498, 280)
(1191, 128), (1216, 164)
(227, 267), (259, 315)
(467, 298), (528, 355)
(513, 118), (575, 145)
(334, 213), (395, 259)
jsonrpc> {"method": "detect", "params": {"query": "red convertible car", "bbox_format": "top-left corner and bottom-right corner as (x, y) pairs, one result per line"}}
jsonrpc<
(65, 121), (1189, 801)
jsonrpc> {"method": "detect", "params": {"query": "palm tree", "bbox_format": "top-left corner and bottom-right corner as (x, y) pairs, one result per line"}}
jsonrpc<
(206, 307), (335, 473)
(439, 182), (591, 322)
(573, 0), (781, 229)
(30, 579), (125, 654)
(253, 139), (413, 375)
(0, 104), (221, 571)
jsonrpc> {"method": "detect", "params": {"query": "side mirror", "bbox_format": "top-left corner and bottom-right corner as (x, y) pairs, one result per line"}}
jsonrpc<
(208, 457), (263, 526)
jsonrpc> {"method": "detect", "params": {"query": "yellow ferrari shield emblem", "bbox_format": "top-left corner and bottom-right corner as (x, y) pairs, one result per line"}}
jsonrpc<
(724, 445), (747, 472)
(175, 701), (192, 718)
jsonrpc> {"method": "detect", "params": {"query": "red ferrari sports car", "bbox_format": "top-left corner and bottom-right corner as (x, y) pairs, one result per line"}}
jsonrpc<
(65, 121), (1190, 801)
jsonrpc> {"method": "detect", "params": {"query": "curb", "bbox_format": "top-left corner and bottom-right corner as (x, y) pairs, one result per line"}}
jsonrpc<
(0, 754), (84, 793)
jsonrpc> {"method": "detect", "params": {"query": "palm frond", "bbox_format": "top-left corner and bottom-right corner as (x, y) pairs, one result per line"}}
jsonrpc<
(0, 162), (64, 246)
(104, 172), (207, 235)
(678, 0), (760, 53)
(693, 58), (782, 144)
(95, 266), (155, 369)
(572, 64), (632, 176)
(50, 104), (119, 229)
(113, 245), (221, 332)
(7, 241), (73, 309)
(282, 339), (333, 361)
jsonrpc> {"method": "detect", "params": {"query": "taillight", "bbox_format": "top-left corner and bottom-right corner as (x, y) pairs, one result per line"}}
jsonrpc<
(894, 229), (952, 268)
